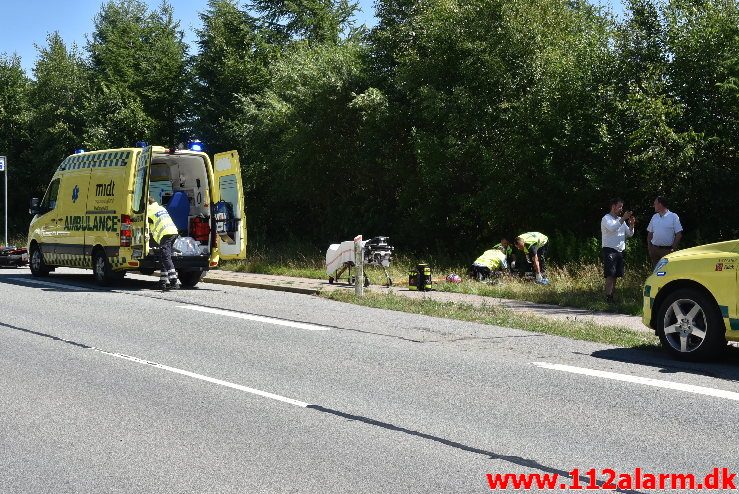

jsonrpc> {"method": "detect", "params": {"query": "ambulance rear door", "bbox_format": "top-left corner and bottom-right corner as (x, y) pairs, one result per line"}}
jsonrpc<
(129, 146), (152, 261)
(212, 150), (246, 260)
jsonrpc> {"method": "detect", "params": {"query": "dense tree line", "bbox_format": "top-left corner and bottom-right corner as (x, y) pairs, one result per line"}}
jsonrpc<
(1, 0), (738, 261)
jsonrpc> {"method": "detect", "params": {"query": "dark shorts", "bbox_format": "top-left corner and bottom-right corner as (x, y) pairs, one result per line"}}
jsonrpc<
(517, 244), (547, 275)
(602, 247), (624, 278)
(469, 263), (492, 281)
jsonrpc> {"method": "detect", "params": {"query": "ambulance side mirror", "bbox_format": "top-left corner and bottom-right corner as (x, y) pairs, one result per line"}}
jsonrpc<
(29, 197), (41, 215)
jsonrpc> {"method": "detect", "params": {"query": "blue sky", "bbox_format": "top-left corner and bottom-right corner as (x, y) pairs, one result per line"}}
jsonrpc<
(1, 0), (623, 76)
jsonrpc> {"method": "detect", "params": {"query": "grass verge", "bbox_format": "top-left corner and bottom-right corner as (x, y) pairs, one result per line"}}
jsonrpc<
(223, 244), (648, 316)
(322, 291), (658, 349)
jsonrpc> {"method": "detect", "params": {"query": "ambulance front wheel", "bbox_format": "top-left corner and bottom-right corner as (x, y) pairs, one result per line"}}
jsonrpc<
(30, 246), (51, 277)
(179, 270), (203, 288)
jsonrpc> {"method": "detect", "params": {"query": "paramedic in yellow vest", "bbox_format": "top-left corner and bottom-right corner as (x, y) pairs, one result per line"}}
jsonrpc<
(514, 232), (549, 284)
(147, 196), (180, 290)
(469, 248), (508, 281)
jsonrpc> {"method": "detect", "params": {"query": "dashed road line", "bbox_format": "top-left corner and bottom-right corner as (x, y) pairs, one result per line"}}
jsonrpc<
(177, 305), (332, 331)
(534, 362), (739, 402)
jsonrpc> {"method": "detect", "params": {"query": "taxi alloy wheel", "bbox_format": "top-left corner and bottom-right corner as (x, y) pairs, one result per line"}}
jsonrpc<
(657, 289), (725, 361)
(663, 299), (707, 353)
(30, 247), (50, 277)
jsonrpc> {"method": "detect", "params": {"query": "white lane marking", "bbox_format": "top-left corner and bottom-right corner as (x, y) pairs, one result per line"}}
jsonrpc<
(7, 278), (331, 332)
(96, 348), (311, 408)
(178, 305), (331, 332)
(534, 362), (739, 402)
(8, 278), (89, 291)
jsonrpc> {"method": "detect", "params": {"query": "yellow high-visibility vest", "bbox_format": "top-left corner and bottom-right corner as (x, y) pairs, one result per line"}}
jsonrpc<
(518, 232), (548, 250)
(147, 202), (178, 244)
(474, 249), (507, 270)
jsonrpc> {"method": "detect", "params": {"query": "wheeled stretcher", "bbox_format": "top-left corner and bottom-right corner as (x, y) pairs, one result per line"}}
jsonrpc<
(325, 236), (394, 287)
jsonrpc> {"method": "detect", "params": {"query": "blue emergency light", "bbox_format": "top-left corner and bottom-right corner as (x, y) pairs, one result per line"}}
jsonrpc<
(135, 141), (148, 148)
(188, 140), (204, 152)
(74, 148), (86, 154)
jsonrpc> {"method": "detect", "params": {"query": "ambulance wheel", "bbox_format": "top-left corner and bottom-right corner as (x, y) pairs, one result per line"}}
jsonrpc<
(364, 276), (370, 287)
(139, 268), (155, 276)
(328, 276), (334, 284)
(92, 249), (117, 286)
(30, 246), (51, 277)
(179, 270), (203, 288)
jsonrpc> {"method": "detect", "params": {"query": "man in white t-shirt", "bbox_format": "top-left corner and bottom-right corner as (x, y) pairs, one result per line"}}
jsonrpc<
(601, 198), (635, 303)
(646, 196), (683, 267)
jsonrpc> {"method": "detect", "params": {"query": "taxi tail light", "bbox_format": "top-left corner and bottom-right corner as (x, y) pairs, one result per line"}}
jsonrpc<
(120, 214), (132, 247)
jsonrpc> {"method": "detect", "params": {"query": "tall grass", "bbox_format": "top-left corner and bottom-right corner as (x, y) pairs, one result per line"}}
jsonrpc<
(324, 291), (658, 348)
(223, 238), (650, 316)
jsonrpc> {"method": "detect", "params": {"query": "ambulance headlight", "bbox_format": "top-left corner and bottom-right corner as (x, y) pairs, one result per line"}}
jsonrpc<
(653, 258), (669, 275)
(188, 140), (204, 152)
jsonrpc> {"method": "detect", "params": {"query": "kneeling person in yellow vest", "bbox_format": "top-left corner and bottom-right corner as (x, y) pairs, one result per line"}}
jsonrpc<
(469, 248), (508, 281)
(148, 197), (180, 290)
(514, 232), (549, 285)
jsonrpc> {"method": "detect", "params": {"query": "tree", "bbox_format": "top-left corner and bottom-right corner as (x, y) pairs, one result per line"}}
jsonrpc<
(250, 0), (359, 44)
(227, 41), (378, 241)
(191, 0), (271, 152)
(663, 0), (739, 237)
(26, 33), (89, 198)
(86, 0), (189, 146)
(0, 54), (32, 235)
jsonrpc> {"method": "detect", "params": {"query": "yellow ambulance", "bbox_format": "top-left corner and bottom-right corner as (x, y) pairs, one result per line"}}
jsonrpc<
(27, 144), (246, 287)
(643, 239), (739, 360)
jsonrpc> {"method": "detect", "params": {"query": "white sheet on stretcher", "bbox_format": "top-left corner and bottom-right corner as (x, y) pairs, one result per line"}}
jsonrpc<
(326, 240), (366, 275)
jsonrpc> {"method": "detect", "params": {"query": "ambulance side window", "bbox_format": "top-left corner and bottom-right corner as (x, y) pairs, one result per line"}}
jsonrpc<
(41, 179), (60, 211)
(132, 162), (147, 214)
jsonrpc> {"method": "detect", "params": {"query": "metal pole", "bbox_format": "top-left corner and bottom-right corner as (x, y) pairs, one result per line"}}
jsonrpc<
(354, 234), (364, 297)
(4, 166), (7, 247)
(2, 157), (6, 247)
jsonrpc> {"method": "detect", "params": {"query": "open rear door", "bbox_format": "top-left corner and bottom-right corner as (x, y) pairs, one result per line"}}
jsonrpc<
(130, 146), (152, 260)
(212, 150), (246, 260)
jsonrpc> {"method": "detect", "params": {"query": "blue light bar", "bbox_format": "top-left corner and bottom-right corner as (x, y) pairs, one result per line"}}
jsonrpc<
(135, 141), (148, 148)
(188, 140), (204, 152)
(74, 148), (86, 154)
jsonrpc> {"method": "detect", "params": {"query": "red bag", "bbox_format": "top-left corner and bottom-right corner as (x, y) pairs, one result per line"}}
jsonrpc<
(190, 216), (210, 243)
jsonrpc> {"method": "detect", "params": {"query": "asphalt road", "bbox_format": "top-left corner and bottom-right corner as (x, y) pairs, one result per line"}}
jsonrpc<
(1, 267), (738, 493)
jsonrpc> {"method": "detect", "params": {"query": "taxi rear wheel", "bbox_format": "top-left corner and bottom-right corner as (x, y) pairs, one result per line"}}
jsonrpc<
(30, 246), (51, 277)
(656, 289), (726, 361)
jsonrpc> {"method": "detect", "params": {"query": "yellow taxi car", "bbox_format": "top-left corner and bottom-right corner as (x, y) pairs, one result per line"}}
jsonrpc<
(643, 240), (739, 360)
